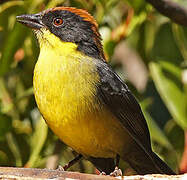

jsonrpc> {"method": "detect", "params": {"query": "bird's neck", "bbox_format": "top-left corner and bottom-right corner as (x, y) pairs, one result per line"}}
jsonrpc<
(33, 39), (100, 129)
(35, 28), (105, 60)
(77, 40), (105, 60)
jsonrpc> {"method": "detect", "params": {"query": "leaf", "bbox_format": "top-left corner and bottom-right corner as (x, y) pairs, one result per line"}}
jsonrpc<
(0, 1), (23, 14)
(165, 120), (184, 156)
(25, 117), (48, 168)
(172, 24), (187, 64)
(125, 0), (147, 13)
(0, 150), (8, 165)
(149, 61), (187, 129)
(0, 23), (29, 76)
(46, 0), (66, 8)
(141, 100), (173, 149)
(0, 114), (12, 141)
(6, 132), (22, 166)
(145, 111), (173, 149)
(127, 12), (147, 37)
(151, 23), (183, 65)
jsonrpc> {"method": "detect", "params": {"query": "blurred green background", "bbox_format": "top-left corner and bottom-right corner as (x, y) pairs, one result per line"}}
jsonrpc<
(0, 0), (187, 175)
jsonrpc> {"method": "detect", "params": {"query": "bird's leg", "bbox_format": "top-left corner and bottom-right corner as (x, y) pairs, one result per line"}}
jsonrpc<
(99, 172), (107, 175)
(57, 154), (83, 171)
(116, 154), (120, 167)
(110, 154), (122, 177)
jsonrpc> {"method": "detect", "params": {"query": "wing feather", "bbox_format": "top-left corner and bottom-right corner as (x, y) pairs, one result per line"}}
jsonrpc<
(96, 61), (151, 151)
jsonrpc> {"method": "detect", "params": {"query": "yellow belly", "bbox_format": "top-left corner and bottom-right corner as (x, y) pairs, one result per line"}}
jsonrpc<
(33, 42), (131, 158)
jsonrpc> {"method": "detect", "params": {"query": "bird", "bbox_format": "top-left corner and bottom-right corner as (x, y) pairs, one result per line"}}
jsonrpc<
(16, 7), (176, 175)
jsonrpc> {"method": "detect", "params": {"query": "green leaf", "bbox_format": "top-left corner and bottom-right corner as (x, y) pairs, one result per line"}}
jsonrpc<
(0, 150), (9, 165)
(151, 24), (183, 65)
(0, 1), (23, 14)
(25, 117), (48, 168)
(172, 24), (187, 64)
(0, 114), (12, 141)
(6, 132), (22, 166)
(0, 23), (29, 76)
(165, 120), (184, 156)
(125, 0), (147, 13)
(145, 111), (172, 149)
(149, 61), (187, 129)
(127, 12), (147, 37)
(141, 100), (172, 149)
(46, 0), (66, 8)
(104, 40), (116, 58)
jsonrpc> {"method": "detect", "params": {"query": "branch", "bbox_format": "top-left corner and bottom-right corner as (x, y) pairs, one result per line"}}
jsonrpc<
(0, 167), (115, 180)
(146, 0), (187, 26)
(0, 167), (186, 180)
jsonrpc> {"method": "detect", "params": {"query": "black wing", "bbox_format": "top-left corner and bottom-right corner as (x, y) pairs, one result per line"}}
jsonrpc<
(96, 60), (152, 152)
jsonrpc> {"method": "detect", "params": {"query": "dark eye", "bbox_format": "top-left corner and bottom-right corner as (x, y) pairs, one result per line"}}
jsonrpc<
(53, 18), (63, 26)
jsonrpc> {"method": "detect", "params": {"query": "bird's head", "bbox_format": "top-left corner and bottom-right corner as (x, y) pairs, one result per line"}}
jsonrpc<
(16, 7), (104, 59)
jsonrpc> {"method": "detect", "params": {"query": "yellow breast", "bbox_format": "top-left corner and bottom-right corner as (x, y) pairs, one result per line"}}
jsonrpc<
(33, 32), (131, 158)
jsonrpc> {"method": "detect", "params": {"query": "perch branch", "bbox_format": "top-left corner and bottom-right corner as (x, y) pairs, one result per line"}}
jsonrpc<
(0, 167), (186, 180)
(146, 0), (187, 26)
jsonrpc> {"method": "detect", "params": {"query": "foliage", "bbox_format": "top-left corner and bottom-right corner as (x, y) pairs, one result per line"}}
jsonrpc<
(0, 0), (186, 174)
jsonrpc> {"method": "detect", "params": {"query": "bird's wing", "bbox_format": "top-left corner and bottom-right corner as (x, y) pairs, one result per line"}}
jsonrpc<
(96, 60), (151, 151)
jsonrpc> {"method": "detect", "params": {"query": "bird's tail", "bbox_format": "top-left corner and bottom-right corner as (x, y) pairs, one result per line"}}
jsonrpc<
(123, 147), (176, 175)
(88, 157), (115, 174)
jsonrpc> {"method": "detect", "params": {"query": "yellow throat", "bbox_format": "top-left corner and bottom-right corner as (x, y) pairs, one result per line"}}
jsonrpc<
(33, 29), (131, 158)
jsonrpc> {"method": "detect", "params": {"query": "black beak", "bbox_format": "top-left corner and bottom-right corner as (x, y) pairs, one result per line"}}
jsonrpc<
(16, 13), (44, 29)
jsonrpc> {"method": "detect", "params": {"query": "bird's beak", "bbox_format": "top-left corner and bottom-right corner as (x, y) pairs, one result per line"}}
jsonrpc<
(16, 13), (44, 29)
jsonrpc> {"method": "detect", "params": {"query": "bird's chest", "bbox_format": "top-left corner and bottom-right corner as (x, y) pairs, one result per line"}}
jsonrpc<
(33, 51), (131, 158)
(33, 52), (109, 156)
(33, 51), (98, 121)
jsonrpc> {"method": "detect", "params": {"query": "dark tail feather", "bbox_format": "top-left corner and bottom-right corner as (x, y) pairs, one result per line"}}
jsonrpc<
(123, 148), (176, 175)
(88, 157), (115, 174)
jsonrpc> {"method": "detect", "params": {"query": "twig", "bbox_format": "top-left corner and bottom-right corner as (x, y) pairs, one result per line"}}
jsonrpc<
(146, 0), (187, 26)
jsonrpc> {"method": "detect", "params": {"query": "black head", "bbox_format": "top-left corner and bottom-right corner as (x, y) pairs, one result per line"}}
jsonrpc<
(16, 7), (105, 59)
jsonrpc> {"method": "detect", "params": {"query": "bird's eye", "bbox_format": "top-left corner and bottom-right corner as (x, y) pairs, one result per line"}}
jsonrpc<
(53, 18), (63, 26)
